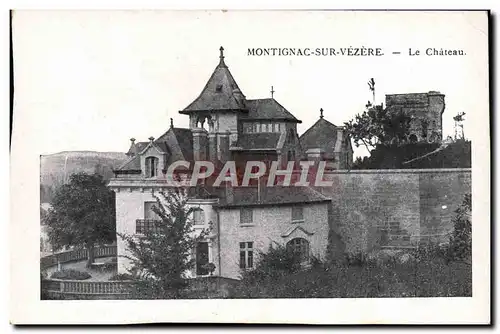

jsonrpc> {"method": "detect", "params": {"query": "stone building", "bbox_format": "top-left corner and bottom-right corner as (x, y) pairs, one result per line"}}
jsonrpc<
(110, 47), (352, 279)
(385, 91), (446, 143)
(299, 108), (353, 169)
(108, 48), (469, 280)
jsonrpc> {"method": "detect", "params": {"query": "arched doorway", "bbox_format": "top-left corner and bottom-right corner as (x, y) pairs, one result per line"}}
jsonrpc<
(286, 238), (310, 263)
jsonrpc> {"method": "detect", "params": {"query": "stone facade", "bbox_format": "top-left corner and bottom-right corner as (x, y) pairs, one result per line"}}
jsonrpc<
(385, 91), (446, 143)
(110, 168), (471, 279)
(218, 202), (329, 279)
(318, 168), (471, 255)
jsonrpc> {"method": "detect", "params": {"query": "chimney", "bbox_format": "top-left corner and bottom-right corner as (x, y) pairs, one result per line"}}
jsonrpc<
(170, 118), (174, 129)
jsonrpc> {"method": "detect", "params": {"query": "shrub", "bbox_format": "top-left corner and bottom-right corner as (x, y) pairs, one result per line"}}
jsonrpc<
(109, 273), (134, 281)
(240, 245), (302, 283)
(448, 194), (472, 261)
(343, 251), (381, 267)
(50, 269), (92, 280)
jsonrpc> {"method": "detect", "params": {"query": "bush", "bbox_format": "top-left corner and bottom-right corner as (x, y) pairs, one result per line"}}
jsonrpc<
(109, 273), (134, 281)
(448, 194), (472, 261)
(240, 245), (302, 283)
(50, 269), (92, 280)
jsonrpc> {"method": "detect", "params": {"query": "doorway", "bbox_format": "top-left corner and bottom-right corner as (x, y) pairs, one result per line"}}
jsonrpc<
(196, 242), (209, 276)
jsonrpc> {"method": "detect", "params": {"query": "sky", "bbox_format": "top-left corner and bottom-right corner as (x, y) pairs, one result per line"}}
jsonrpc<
(12, 10), (488, 157)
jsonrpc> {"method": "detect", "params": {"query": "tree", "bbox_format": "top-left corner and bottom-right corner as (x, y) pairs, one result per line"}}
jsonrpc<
(45, 172), (116, 267)
(119, 188), (211, 299)
(449, 194), (472, 261)
(344, 104), (413, 152)
(240, 244), (302, 284)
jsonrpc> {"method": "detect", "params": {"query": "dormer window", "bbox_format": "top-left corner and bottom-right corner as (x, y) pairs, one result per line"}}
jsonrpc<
(145, 156), (159, 178)
(216, 84), (223, 92)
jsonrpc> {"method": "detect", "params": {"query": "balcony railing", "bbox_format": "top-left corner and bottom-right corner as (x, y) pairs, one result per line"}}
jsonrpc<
(136, 219), (162, 234)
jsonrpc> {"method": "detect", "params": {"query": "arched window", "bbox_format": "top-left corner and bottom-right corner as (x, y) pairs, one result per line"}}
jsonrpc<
(145, 157), (159, 178)
(286, 238), (310, 263)
(193, 208), (205, 226)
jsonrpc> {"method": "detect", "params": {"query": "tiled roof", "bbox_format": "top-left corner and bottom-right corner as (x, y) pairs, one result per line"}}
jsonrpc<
(117, 154), (141, 171)
(155, 127), (194, 162)
(241, 98), (301, 122)
(126, 141), (148, 156)
(215, 186), (331, 208)
(233, 133), (283, 150)
(299, 117), (339, 153)
(180, 56), (246, 113)
(118, 127), (193, 171)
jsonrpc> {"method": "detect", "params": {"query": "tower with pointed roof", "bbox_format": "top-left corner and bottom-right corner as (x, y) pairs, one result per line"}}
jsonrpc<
(108, 46), (357, 280)
(180, 47), (303, 169)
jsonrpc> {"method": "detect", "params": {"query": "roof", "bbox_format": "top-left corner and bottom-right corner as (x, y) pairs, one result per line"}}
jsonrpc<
(117, 154), (141, 171)
(126, 141), (148, 156)
(233, 132), (283, 150)
(241, 98), (301, 122)
(155, 127), (194, 162)
(215, 186), (331, 208)
(299, 117), (340, 154)
(180, 49), (246, 113)
(118, 127), (193, 172)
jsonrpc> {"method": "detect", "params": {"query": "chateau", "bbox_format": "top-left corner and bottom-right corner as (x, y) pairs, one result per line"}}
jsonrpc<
(109, 47), (353, 279)
(108, 47), (470, 280)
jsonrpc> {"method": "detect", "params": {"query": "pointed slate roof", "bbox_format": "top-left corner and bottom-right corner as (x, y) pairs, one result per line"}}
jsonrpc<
(299, 114), (340, 154)
(126, 140), (148, 157)
(180, 47), (247, 114)
(117, 126), (193, 172)
(241, 98), (301, 123)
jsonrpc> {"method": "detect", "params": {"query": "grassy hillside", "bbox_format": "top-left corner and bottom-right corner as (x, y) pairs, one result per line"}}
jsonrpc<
(40, 151), (128, 203)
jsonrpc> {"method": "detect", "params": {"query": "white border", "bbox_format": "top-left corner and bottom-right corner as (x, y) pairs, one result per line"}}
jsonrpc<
(7, 5), (492, 326)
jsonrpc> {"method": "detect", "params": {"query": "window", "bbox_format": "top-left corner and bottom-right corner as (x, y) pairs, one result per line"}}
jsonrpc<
(262, 123), (268, 132)
(216, 84), (223, 92)
(286, 238), (310, 263)
(243, 122), (253, 133)
(274, 123), (281, 132)
(255, 123), (261, 133)
(193, 208), (205, 225)
(240, 208), (253, 225)
(145, 156), (159, 178)
(239, 242), (254, 269)
(291, 206), (304, 223)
